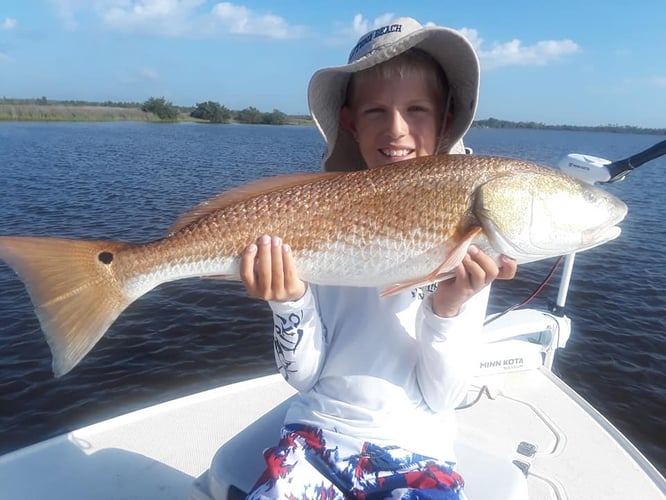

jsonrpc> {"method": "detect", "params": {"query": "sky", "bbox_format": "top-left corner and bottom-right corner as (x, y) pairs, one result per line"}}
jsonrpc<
(1, 1), (665, 128)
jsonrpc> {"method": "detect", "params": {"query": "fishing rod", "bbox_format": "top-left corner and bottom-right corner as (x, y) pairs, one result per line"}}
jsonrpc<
(557, 139), (666, 184)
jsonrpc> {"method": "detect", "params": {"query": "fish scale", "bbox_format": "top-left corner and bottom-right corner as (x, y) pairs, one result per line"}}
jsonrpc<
(0, 154), (627, 376)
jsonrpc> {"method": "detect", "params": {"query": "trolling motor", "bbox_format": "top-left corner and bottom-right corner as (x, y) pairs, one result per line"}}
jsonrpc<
(557, 139), (666, 184)
(549, 139), (666, 316)
(484, 138), (666, 367)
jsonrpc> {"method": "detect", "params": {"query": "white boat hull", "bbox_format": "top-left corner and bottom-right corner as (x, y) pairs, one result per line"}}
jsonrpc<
(1, 309), (664, 499)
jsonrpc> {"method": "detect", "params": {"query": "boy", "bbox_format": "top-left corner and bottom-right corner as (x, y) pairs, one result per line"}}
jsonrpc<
(242, 17), (517, 499)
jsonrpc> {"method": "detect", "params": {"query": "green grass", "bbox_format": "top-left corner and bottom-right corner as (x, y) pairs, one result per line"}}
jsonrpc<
(0, 103), (315, 125)
(0, 104), (163, 122)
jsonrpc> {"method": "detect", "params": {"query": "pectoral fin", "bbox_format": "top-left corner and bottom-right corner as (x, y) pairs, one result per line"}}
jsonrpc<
(379, 227), (483, 297)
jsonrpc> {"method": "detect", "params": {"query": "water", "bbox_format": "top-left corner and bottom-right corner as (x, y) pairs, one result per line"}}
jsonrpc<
(0, 122), (664, 474)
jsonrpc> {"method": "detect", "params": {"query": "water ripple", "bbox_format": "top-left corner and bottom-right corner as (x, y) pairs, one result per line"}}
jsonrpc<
(0, 123), (664, 474)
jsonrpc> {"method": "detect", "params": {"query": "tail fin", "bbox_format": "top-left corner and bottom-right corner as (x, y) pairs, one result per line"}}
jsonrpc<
(0, 236), (134, 376)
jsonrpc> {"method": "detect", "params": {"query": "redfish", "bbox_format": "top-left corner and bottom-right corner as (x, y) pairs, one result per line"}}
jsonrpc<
(0, 155), (627, 376)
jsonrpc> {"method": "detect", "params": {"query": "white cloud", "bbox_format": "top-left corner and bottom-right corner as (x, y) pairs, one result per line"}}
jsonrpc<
(324, 13), (396, 47)
(459, 27), (580, 70)
(211, 2), (303, 38)
(0, 19), (13, 61)
(102, 0), (204, 36)
(47, 0), (304, 39)
(47, 0), (90, 29)
(458, 28), (482, 50)
(2, 17), (17, 30)
(647, 76), (666, 88)
(139, 67), (160, 80)
(330, 17), (579, 70)
(350, 13), (395, 37)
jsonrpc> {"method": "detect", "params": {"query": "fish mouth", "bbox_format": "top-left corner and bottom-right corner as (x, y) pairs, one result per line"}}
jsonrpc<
(580, 225), (622, 251)
(581, 199), (627, 249)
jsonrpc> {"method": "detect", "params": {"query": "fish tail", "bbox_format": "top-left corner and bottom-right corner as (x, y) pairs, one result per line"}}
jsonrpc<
(0, 236), (135, 377)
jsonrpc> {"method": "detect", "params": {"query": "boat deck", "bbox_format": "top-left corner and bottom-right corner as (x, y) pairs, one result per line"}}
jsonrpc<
(1, 370), (664, 499)
(0, 375), (294, 500)
(460, 368), (665, 499)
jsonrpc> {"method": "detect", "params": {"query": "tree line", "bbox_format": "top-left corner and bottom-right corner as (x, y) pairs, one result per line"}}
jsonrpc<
(2, 97), (663, 133)
(141, 97), (289, 124)
(0, 96), (296, 125)
(474, 117), (666, 136)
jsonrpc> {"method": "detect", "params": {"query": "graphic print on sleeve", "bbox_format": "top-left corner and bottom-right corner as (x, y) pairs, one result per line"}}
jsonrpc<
(274, 310), (304, 380)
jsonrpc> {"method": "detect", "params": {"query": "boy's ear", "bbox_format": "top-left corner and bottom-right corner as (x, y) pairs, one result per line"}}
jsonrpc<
(440, 109), (453, 135)
(436, 110), (454, 151)
(340, 107), (357, 138)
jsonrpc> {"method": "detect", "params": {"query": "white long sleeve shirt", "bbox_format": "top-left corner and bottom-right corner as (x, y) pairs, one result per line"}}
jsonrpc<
(269, 284), (489, 462)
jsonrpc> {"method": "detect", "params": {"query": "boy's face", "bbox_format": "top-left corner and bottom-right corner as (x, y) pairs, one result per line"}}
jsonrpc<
(342, 71), (443, 169)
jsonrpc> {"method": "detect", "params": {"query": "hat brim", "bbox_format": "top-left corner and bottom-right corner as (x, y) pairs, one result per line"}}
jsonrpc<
(308, 24), (479, 171)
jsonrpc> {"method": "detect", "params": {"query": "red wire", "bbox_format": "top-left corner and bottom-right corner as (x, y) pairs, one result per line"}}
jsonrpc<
(484, 255), (564, 326)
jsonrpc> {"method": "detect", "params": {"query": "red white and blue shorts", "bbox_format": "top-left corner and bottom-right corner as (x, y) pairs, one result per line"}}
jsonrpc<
(246, 423), (466, 500)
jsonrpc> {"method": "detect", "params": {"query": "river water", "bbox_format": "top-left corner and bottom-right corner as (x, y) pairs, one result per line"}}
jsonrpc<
(0, 122), (664, 474)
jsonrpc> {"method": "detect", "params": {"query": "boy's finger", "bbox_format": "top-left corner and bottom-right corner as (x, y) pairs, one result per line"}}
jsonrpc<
(255, 235), (272, 293)
(282, 244), (306, 299)
(497, 256), (518, 280)
(462, 255), (487, 290)
(271, 236), (284, 293)
(240, 243), (258, 291)
(282, 244), (296, 285)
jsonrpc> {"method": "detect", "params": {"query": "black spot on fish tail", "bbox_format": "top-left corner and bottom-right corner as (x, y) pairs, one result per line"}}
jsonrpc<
(98, 251), (114, 264)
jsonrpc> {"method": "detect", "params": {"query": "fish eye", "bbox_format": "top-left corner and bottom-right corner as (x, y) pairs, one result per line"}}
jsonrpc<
(583, 191), (597, 203)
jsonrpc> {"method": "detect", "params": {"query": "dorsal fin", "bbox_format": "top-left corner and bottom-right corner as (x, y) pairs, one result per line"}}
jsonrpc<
(167, 171), (343, 235)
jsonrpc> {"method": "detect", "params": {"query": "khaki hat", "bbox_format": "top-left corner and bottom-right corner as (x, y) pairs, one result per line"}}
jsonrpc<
(308, 17), (480, 171)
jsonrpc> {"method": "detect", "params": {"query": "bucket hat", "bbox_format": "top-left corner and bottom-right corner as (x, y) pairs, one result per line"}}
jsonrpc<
(308, 17), (480, 171)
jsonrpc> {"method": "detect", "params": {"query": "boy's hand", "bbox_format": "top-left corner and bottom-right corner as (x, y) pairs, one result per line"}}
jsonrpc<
(432, 245), (517, 318)
(240, 235), (307, 302)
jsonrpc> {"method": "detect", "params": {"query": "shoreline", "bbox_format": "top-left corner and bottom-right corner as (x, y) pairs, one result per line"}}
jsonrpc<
(0, 103), (312, 125)
(0, 103), (663, 135)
